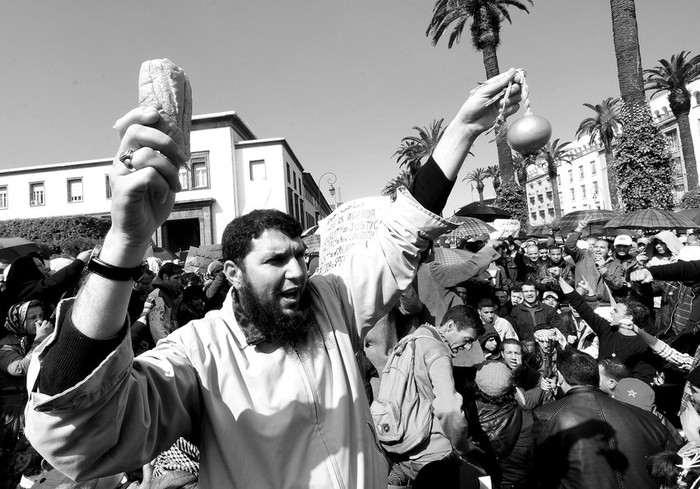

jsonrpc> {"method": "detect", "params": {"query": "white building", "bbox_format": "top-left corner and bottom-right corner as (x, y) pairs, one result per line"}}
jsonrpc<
(525, 80), (700, 225)
(0, 112), (332, 253)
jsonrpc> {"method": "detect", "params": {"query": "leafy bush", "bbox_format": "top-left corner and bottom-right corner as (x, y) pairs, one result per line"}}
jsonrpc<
(614, 103), (675, 211)
(681, 188), (700, 209)
(495, 179), (528, 230)
(0, 215), (111, 258)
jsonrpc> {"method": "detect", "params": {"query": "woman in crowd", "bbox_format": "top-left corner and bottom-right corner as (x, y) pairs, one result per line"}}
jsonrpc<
(0, 300), (53, 488)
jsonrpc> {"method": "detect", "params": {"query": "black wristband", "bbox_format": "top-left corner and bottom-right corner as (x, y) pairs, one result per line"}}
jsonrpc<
(87, 257), (143, 282)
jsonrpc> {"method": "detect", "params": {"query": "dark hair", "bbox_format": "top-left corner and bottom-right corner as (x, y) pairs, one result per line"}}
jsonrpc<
(500, 338), (524, 353)
(158, 262), (184, 279)
(645, 450), (700, 488)
(441, 305), (485, 336)
(494, 288), (507, 295)
(620, 298), (653, 331)
(548, 244), (561, 251)
(183, 285), (206, 303)
(477, 298), (496, 309)
(521, 280), (537, 290)
(510, 286), (522, 294)
(598, 357), (630, 381)
(556, 348), (599, 387)
(222, 210), (302, 265)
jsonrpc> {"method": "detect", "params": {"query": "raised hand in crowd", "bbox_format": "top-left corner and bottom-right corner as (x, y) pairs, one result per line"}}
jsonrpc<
(629, 268), (654, 284)
(574, 216), (592, 233)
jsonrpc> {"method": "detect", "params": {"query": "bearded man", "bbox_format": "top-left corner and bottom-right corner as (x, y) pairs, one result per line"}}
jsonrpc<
(24, 71), (522, 487)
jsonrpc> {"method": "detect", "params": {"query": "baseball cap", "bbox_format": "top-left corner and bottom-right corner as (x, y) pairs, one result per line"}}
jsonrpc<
(613, 235), (633, 246)
(613, 377), (655, 411)
(542, 291), (559, 301)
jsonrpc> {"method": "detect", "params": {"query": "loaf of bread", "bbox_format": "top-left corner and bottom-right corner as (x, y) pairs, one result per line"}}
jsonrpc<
(138, 58), (192, 161)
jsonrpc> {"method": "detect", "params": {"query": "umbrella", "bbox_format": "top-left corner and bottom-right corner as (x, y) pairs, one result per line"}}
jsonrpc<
(603, 208), (698, 231)
(527, 224), (553, 238)
(676, 208), (700, 226)
(445, 216), (495, 240)
(454, 202), (511, 222)
(145, 246), (179, 261)
(555, 209), (619, 235)
(301, 225), (319, 238)
(432, 247), (475, 266)
(0, 237), (42, 263)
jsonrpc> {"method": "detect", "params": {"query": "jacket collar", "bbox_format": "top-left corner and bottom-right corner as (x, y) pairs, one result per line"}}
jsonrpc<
(563, 385), (598, 396)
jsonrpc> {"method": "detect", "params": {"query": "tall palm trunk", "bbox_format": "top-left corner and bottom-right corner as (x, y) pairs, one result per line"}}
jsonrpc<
(482, 46), (514, 183)
(550, 175), (562, 220)
(602, 150), (619, 208)
(610, 0), (645, 106)
(477, 183), (485, 204)
(673, 104), (699, 190)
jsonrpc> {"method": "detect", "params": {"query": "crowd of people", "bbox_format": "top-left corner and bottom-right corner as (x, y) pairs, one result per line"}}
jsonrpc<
(2, 67), (699, 489)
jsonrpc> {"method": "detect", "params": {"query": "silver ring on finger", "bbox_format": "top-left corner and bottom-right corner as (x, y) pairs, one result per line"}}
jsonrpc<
(118, 148), (135, 171)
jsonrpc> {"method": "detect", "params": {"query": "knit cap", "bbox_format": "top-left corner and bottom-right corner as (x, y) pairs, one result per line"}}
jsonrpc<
(475, 361), (512, 397)
(614, 377), (655, 411)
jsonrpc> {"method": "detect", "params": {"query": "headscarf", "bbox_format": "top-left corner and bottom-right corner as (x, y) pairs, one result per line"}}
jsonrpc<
(4, 299), (42, 355)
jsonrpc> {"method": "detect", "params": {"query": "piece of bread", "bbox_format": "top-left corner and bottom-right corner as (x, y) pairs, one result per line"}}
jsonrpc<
(138, 58), (192, 161)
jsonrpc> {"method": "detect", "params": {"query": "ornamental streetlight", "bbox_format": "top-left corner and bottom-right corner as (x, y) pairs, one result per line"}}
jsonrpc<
(317, 172), (338, 201)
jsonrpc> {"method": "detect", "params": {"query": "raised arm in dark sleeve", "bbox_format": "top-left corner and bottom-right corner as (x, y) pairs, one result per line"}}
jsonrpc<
(649, 260), (700, 282)
(409, 156), (456, 215)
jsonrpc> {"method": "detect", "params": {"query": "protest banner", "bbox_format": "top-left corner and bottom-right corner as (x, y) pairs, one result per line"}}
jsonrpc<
(184, 244), (223, 273)
(489, 219), (521, 239)
(316, 196), (391, 275)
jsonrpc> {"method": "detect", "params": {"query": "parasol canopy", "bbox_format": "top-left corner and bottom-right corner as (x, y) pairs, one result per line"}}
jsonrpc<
(676, 208), (700, 226)
(454, 203), (511, 222)
(603, 208), (698, 231)
(0, 237), (42, 263)
(555, 209), (619, 236)
(444, 216), (496, 241)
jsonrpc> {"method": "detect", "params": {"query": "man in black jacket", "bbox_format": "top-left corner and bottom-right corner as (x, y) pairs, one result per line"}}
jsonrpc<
(532, 348), (678, 489)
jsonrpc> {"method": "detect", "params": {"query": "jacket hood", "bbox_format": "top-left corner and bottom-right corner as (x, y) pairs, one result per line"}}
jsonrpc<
(648, 231), (683, 256)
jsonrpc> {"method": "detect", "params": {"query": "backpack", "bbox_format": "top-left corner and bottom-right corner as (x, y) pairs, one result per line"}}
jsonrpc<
(370, 326), (448, 454)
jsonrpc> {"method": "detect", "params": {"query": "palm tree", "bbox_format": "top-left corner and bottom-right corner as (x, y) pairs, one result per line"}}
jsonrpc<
(484, 164), (501, 193)
(463, 168), (489, 204)
(576, 98), (622, 207)
(535, 139), (572, 220)
(381, 171), (414, 201)
(393, 119), (445, 177)
(645, 51), (700, 190)
(608, 0), (675, 211)
(426, 0), (533, 184)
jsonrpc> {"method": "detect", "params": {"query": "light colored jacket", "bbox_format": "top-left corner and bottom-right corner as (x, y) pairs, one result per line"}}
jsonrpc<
(25, 189), (455, 489)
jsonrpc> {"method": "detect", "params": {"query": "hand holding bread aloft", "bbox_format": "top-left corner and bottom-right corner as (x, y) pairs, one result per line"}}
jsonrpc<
(138, 58), (192, 161)
(109, 59), (192, 250)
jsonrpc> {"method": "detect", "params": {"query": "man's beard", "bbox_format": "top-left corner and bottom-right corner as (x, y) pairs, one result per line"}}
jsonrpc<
(238, 278), (317, 349)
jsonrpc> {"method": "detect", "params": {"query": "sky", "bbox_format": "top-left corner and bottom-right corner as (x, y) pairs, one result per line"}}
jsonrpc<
(2, 1), (699, 216)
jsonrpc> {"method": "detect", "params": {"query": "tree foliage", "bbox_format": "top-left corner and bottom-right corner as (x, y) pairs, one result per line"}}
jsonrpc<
(381, 171), (414, 201)
(614, 104), (675, 211)
(681, 188), (700, 209)
(494, 180), (528, 230)
(0, 215), (111, 258)
(393, 119), (445, 176)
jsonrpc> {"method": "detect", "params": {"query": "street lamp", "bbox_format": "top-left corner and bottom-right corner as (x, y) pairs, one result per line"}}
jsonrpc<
(317, 172), (338, 201)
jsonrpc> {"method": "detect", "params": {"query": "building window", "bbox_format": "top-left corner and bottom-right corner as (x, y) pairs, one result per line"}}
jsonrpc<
(531, 212), (537, 221)
(287, 188), (294, 216)
(581, 185), (586, 198)
(67, 178), (83, 203)
(579, 166), (584, 179)
(538, 194), (544, 203)
(590, 161), (596, 175)
(105, 175), (112, 199)
(193, 161), (208, 188)
(178, 152), (210, 191)
(0, 186), (7, 209)
(250, 160), (266, 181)
(593, 181), (599, 194)
(570, 188), (576, 199)
(30, 182), (45, 206)
(548, 208), (555, 217)
(529, 197), (535, 205)
(539, 210), (545, 219)
(286, 163), (291, 183)
(546, 191), (553, 200)
(568, 170), (573, 183)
